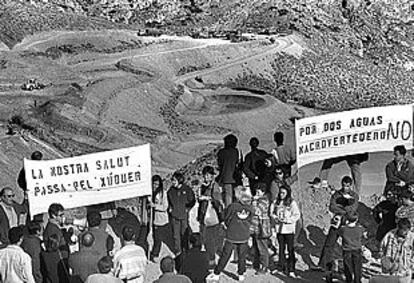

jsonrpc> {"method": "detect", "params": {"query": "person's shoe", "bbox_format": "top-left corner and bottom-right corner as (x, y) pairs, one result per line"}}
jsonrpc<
(206, 273), (220, 281)
(288, 272), (296, 278)
(238, 274), (246, 281)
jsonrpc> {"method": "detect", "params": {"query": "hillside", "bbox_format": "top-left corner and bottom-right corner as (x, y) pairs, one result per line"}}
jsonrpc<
(0, 1), (413, 281)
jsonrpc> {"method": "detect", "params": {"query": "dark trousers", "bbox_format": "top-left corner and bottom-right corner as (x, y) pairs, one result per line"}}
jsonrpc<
(201, 224), (224, 261)
(223, 184), (234, 208)
(318, 226), (340, 270)
(136, 223), (149, 254)
(277, 233), (295, 272)
(252, 237), (269, 269)
(171, 217), (188, 255)
(343, 249), (362, 283)
(151, 224), (170, 257)
(214, 240), (249, 275)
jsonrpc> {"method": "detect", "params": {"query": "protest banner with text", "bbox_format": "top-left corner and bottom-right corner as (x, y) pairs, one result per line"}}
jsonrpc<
(295, 104), (413, 168)
(25, 144), (152, 216)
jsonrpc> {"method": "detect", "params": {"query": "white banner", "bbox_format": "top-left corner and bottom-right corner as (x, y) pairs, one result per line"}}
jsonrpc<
(295, 105), (413, 168)
(25, 144), (152, 216)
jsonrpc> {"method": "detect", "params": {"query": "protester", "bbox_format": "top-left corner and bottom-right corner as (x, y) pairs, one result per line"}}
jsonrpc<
(153, 256), (191, 283)
(269, 165), (291, 202)
(0, 186), (28, 246)
(338, 212), (365, 283)
(198, 165), (224, 268)
(41, 233), (70, 283)
(113, 226), (147, 283)
(69, 232), (102, 282)
(243, 137), (269, 195)
(373, 189), (398, 242)
(319, 153), (368, 194)
(317, 176), (359, 272)
(168, 172), (196, 256)
(395, 189), (414, 230)
(217, 134), (240, 207)
(179, 233), (209, 283)
(368, 256), (411, 283)
(17, 151), (43, 193)
(0, 226), (35, 283)
(85, 256), (123, 283)
(384, 145), (414, 196)
(380, 218), (414, 278)
(270, 132), (296, 177)
(137, 195), (150, 254)
(43, 203), (69, 258)
(150, 175), (170, 262)
(81, 211), (114, 259)
(207, 186), (253, 282)
(250, 183), (271, 274)
(270, 185), (301, 277)
(108, 207), (141, 250)
(21, 221), (43, 283)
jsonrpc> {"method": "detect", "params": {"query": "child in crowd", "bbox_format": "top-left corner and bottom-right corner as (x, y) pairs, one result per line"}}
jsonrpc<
(167, 172), (196, 256)
(270, 185), (300, 277)
(207, 186), (253, 282)
(250, 183), (271, 274)
(197, 166), (224, 268)
(338, 212), (365, 283)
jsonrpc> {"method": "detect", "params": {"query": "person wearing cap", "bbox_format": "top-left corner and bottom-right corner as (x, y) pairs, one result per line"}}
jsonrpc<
(0, 186), (28, 246)
(0, 226), (35, 283)
(369, 256), (411, 283)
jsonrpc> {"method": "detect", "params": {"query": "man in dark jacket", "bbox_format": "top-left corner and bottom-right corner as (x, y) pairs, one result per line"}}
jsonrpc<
(317, 176), (359, 272)
(0, 187), (28, 246)
(21, 221), (43, 283)
(384, 145), (414, 196)
(80, 211), (114, 259)
(179, 233), (209, 283)
(217, 134), (240, 207)
(43, 203), (69, 259)
(69, 232), (102, 282)
(168, 172), (196, 255)
(243, 137), (269, 196)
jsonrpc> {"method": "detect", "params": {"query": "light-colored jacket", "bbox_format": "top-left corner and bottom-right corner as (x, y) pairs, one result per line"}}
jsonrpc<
(153, 190), (169, 226)
(270, 200), (300, 234)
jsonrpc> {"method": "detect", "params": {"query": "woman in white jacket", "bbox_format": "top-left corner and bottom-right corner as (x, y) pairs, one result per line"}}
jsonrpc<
(270, 185), (301, 277)
(149, 175), (170, 262)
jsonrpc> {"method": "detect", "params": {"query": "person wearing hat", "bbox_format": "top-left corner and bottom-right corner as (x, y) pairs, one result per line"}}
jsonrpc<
(369, 256), (411, 283)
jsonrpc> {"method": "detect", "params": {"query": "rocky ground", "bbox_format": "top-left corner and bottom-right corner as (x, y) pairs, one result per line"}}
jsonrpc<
(0, 0), (413, 282)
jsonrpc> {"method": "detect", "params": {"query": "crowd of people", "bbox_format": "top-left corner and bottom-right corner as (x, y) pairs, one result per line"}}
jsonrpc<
(1, 134), (414, 283)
